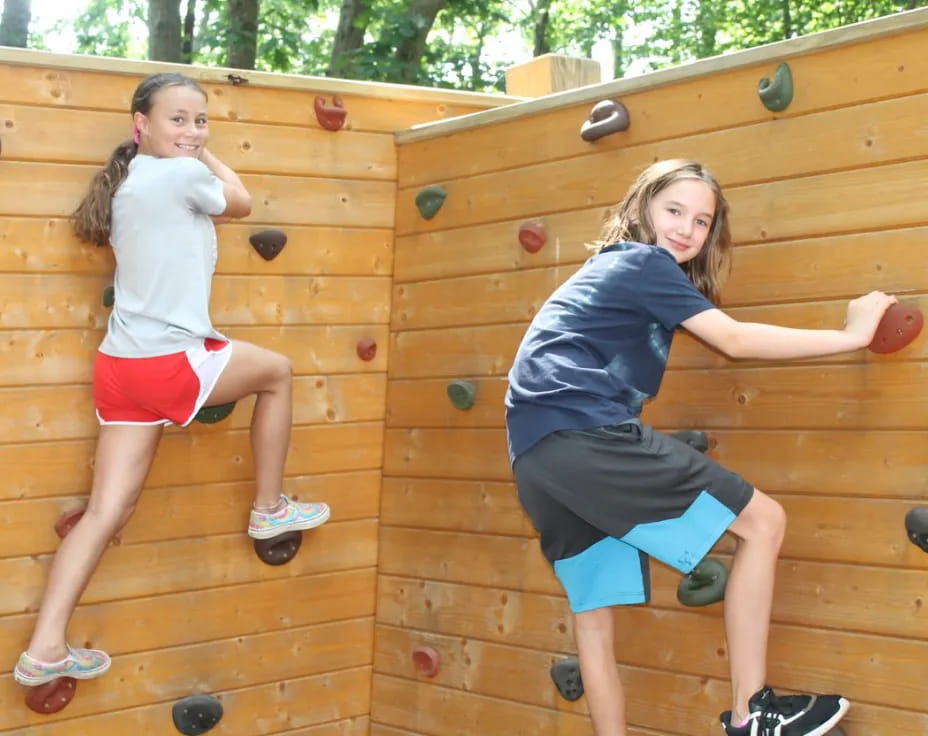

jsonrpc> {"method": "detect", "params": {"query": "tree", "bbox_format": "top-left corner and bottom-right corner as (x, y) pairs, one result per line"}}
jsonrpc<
(226, 0), (259, 69)
(148, 0), (182, 61)
(0, 0), (31, 47)
(328, 0), (370, 77)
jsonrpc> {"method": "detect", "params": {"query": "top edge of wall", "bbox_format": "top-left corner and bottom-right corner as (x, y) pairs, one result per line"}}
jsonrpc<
(0, 45), (525, 109)
(396, 6), (928, 144)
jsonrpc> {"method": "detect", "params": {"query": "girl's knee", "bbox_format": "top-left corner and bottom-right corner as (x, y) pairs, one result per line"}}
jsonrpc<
(267, 350), (292, 383)
(85, 499), (137, 536)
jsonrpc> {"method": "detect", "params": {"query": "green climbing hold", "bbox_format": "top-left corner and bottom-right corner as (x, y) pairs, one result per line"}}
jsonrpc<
(102, 286), (115, 308)
(194, 402), (236, 424)
(415, 185), (447, 220)
(677, 557), (729, 607)
(446, 380), (477, 411)
(758, 62), (793, 112)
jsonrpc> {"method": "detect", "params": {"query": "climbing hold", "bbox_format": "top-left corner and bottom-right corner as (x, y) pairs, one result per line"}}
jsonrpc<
(172, 694), (224, 735)
(411, 646), (440, 677)
(102, 286), (114, 308)
(55, 506), (87, 539)
(314, 95), (347, 131)
(24, 677), (77, 715)
(194, 402), (236, 424)
(415, 185), (447, 220)
(356, 337), (377, 362)
(905, 507), (928, 553)
(670, 430), (709, 454)
(248, 229), (287, 261)
(758, 62), (793, 112)
(580, 100), (630, 142)
(677, 557), (729, 607)
(446, 380), (477, 411)
(518, 220), (547, 253)
(550, 656), (584, 701)
(254, 531), (302, 566)
(869, 302), (923, 354)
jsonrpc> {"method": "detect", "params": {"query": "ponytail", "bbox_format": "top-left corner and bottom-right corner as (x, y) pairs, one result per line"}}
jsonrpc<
(72, 139), (138, 247)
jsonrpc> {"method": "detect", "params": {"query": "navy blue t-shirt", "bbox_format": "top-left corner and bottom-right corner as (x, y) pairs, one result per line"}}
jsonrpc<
(505, 242), (715, 463)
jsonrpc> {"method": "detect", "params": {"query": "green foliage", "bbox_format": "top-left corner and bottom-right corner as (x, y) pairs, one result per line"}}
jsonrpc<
(67, 0), (147, 58)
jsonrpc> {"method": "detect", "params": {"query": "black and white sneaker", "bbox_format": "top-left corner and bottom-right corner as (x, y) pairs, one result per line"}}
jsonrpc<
(720, 686), (849, 736)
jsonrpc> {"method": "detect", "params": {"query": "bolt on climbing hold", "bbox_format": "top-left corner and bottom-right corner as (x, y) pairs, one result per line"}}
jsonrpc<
(550, 656), (584, 701)
(102, 286), (114, 307)
(411, 646), (440, 677)
(677, 557), (729, 607)
(172, 693), (224, 735)
(670, 429), (709, 454)
(55, 506), (87, 539)
(25, 677), (77, 715)
(758, 62), (793, 112)
(415, 185), (447, 220)
(869, 302), (923, 354)
(905, 507), (928, 553)
(194, 402), (236, 424)
(254, 531), (303, 566)
(248, 229), (287, 261)
(314, 95), (347, 131)
(356, 337), (377, 362)
(518, 220), (547, 253)
(446, 380), (477, 410)
(580, 100), (630, 142)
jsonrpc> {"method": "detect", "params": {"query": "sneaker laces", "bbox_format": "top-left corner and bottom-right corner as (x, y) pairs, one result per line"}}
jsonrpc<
(756, 693), (810, 734)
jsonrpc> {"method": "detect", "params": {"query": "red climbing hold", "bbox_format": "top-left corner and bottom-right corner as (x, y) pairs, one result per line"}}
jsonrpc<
(518, 221), (547, 253)
(314, 95), (347, 131)
(55, 507), (87, 539)
(411, 646), (440, 677)
(356, 337), (377, 362)
(25, 677), (77, 715)
(869, 302), (923, 354)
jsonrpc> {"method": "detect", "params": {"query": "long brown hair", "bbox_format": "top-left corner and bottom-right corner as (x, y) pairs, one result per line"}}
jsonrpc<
(591, 159), (732, 304)
(72, 73), (208, 246)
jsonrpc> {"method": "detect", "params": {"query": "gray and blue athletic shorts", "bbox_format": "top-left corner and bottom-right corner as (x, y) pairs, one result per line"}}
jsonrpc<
(512, 420), (754, 613)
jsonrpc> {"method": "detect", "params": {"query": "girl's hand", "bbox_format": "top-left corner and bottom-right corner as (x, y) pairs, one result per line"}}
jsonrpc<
(844, 291), (897, 347)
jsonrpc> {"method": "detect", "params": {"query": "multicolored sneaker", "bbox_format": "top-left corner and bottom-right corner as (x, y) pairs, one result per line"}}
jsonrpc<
(14, 647), (111, 686)
(720, 686), (849, 736)
(248, 494), (331, 539)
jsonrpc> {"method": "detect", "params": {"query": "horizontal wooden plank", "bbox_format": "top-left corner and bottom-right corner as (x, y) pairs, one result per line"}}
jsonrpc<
(0, 162), (395, 228)
(388, 323), (522, 380)
(378, 527), (928, 641)
(0, 217), (392, 277)
(0, 62), (498, 132)
(380, 477), (533, 537)
(1, 469), (380, 558)
(1, 662), (371, 734)
(0, 104), (396, 180)
(383, 428), (511, 481)
(0, 325), (388, 387)
(1, 421), (384, 501)
(1, 568), (375, 666)
(2, 518), (377, 616)
(397, 27), (928, 187)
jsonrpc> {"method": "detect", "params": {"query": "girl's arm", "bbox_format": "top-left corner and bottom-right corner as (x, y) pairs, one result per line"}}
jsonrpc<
(682, 290), (897, 360)
(199, 148), (252, 219)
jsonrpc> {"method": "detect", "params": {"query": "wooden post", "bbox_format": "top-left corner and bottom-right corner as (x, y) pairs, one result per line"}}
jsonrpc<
(505, 53), (602, 97)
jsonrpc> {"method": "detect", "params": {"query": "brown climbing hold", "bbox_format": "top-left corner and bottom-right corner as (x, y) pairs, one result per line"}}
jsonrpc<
(314, 95), (347, 131)
(356, 337), (377, 362)
(411, 646), (440, 677)
(25, 677), (77, 714)
(248, 230), (287, 261)
(55, 506), (87, 539)
(518, 221), (547, 253)
(580, 100), (630, 142)
(253, 532), (302, 566)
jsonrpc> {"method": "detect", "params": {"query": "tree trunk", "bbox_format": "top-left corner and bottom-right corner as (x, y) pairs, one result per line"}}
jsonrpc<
(148, 0), (183, 62)
(181, 0), (196, 63)
(781, 0), (792, 38)
(227, 0), (260, 70)
(532, 0), (553, 57)
(0, 0), (31, 48)
(394, 0), (448, 84)
(328, 0), (370, 77)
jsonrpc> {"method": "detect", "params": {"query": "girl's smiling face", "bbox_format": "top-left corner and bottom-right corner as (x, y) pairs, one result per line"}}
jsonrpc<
(647, 178), (716, 264)
(134, 84), (208, 159)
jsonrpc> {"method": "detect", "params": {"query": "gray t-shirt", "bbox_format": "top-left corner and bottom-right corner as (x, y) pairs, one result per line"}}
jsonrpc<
(99, 154), (227, 357)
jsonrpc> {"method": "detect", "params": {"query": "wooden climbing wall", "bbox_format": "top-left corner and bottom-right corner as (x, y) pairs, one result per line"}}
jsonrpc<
(378, 9), (928, 736)
(0, 50), (509, 734)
